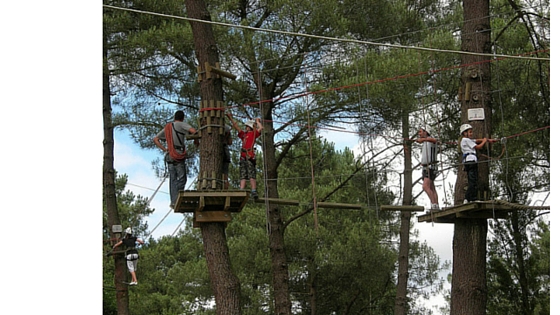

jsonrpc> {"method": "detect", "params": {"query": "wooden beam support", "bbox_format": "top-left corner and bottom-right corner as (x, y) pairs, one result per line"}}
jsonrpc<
(254, 198), (300, 206)
(316, 202), (363, 210)
(224, 196), (231, 212)
(194, 210), (232, 223)
(380, 205), (425, 212)
(205, 62), (237, 80)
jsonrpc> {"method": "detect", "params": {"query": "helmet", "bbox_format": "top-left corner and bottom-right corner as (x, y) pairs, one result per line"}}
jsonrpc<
(125, 227), (132, 235)
(421, 126), (431, 135)
(460, 124), (473, 135)
(245, 120), (255, 129)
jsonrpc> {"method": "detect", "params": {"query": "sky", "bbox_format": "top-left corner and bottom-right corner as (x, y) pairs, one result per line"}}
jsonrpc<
(1, 1), (554, 314)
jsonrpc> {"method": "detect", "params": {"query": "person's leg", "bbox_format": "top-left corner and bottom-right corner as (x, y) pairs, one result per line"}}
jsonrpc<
(126, 257), (137, 284)
(248, 160), (257, 190)
(430, 180), (438, 204)
(169, 161), (186, 207)
(422, 167), (438, 208)
(176, 161), (187, 191)
(247, 159), (258, 198)
(240, 160), (248, 189)
(423, 177), (437, 203)
(130, 260), (138, 283)
(428, 168), (439, 205)
(465, 163), (478, 202)
(168, 162), (178, 207)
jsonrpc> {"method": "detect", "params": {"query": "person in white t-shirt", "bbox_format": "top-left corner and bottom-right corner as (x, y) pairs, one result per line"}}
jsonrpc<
(459, 124), (497, 204)
(416, 126), (439, 210)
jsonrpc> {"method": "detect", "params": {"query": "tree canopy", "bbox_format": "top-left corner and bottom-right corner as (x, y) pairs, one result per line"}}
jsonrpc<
(103, 0), (549, 314)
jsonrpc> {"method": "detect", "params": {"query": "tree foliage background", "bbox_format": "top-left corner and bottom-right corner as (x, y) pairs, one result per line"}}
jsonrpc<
(103, 0), (549, 314)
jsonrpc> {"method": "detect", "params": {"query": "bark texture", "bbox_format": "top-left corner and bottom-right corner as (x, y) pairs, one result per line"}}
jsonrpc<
(185, 1), (241, 314)
(451, 0), (492, 314)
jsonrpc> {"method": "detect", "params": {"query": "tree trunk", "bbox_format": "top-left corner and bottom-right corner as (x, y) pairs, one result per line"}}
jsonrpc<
(103, 31), (129, 315)
(394, 112), (412, 315)
(261, 103), (293, 315)
(451, 0), (492, 314)
(454, 0), (493, 205)
(451, 219), (488, 315)
(185, 1), (241, 314)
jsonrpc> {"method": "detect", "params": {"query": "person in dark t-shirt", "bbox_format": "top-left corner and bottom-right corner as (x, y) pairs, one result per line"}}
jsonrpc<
(113, 227), (144, 285)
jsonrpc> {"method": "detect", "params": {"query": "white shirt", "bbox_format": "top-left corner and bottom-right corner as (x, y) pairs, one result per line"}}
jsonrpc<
(461, 137), (478, 162)
(420, 137), (438, 165)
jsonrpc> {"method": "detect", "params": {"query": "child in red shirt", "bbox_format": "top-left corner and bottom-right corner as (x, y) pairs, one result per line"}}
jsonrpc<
(226, 113), (263, 199)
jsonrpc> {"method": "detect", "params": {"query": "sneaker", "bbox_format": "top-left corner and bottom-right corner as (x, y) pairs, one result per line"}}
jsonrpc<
(130, 281), (137, 286)
(463, 199), (469, 204)
(250, 191), (259, 199)
(169, 203), (175, 209)
(431, 204), (440, 211)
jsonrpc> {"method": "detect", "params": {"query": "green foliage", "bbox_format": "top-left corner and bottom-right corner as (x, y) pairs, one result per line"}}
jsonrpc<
(102, 173), (155, 314)
(224, 138), (447, 314)
(487, 213), (550, 315)
(129, 231), (214, 315)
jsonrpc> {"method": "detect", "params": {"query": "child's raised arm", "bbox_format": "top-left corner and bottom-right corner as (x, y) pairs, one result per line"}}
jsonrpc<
(226, 112), (242, 132)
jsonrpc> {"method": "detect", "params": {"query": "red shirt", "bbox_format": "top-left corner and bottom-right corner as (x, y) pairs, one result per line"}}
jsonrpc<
(238, 129), (261, 159)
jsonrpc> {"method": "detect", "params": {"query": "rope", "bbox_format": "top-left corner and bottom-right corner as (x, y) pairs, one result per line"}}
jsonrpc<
(171, 215), (188, 237)
(304, 62), (319, 233)
(428, 39), (449, 208)
(256, 68), (272, 236)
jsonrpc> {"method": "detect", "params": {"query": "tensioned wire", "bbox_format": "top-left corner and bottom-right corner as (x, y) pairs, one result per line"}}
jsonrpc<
(103, 4), (549, 62)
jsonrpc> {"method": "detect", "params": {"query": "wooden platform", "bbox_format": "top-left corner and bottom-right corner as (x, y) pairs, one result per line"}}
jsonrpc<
(174, 190), (250, 226)
(417, 200), (516, 223)
(174, 190), (250, 213)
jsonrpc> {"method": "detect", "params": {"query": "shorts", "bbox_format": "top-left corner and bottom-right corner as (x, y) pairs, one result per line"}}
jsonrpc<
(126, 253), (139, 272)
(422, 165), (438, 181)
(240, 158), (256, 180)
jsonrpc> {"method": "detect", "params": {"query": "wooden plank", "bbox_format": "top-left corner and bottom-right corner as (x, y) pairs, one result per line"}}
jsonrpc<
(255, 198), (300, 206)
(194, 210), (232, 223)
(418, 200), (519, 223)
(456, 211), (509, 219)
(224, 196), (231, 212)
(197, 195), (205, 212)
(380, 205), (425, 212)
(316, 202), (363, 210)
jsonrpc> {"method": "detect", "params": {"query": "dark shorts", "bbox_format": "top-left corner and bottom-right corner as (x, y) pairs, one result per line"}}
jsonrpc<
(240, 159), (256, 180)
(422, 165), (438, 181)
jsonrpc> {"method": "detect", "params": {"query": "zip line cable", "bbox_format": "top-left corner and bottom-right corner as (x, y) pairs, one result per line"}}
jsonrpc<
(102, 5), (549, 62)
